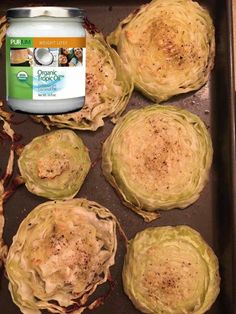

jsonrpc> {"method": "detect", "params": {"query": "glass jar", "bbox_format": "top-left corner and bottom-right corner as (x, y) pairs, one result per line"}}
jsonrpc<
(6, 7), (86, 114)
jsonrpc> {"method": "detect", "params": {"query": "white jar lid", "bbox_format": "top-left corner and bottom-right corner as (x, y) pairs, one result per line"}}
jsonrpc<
(7, 7), (85, 19)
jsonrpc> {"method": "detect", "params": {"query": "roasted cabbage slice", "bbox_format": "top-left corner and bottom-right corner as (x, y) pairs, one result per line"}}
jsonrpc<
(102, 105), (213, 221)
(6, 198), (118, 314)
(123, 225), (220, 314)
(0, 16), (7, 49)
(34, 31), (133, 131)
(18, 129), (91, 200)
(0, 105), (15, 268)
(108, 0), (215, 102)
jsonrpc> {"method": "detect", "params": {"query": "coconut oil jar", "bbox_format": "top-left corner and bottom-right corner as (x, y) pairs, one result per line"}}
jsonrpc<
(6, 7), (86, 114)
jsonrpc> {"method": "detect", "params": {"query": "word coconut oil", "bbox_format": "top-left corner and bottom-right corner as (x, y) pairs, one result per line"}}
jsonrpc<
(6, 7), (86, 114)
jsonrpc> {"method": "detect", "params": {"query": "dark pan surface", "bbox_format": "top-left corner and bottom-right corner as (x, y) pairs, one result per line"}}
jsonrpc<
(0, 1), (235, 313)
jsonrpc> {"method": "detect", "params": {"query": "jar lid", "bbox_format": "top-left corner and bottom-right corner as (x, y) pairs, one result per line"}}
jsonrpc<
(6, 7), (85, 19)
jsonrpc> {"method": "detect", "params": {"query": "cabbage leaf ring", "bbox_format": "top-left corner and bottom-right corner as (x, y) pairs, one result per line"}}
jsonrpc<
(18, 129), (91, 200)
(123, 225), (220, 314)
(6, 198), (118, 314)
(102, 105), (213, 221)
(108, 0), (215, 102)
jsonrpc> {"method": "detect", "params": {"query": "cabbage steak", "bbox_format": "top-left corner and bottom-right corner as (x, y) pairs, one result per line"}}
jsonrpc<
(123, 225), (220, 314)
(102, 105), (213, 221)
(18, 130), (91, 200)
(6, 198), (118, 314)
(108, 0), (215, 102)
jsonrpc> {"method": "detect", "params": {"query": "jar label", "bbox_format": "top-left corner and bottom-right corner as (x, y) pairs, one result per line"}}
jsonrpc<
(6, 37), (86, 100)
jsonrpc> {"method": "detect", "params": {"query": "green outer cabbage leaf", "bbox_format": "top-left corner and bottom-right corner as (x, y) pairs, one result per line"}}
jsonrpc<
(102, 105), (213, 221)
(123, 225), (220, 314)
(18, 129), (91, 200)
(6, 198), (117, 314)
(34, 32), (133, 131)
(107, 0), (215, 102)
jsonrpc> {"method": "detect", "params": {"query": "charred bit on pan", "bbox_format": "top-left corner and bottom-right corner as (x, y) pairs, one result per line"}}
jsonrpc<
(84, 18), (100, 35)
(3, 176), (24, 203)
(63, 272), (115, 313)
(91, 154), (102, 168)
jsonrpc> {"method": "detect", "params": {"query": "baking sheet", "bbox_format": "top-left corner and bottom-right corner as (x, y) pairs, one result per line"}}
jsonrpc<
(0, 0), (235, 313)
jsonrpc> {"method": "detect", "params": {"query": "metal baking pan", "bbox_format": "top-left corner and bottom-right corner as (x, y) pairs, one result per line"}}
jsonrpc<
(0, 0), (235, 313)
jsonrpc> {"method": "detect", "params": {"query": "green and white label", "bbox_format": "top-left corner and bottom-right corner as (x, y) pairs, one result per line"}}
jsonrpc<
(6, 36), (86, 100)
